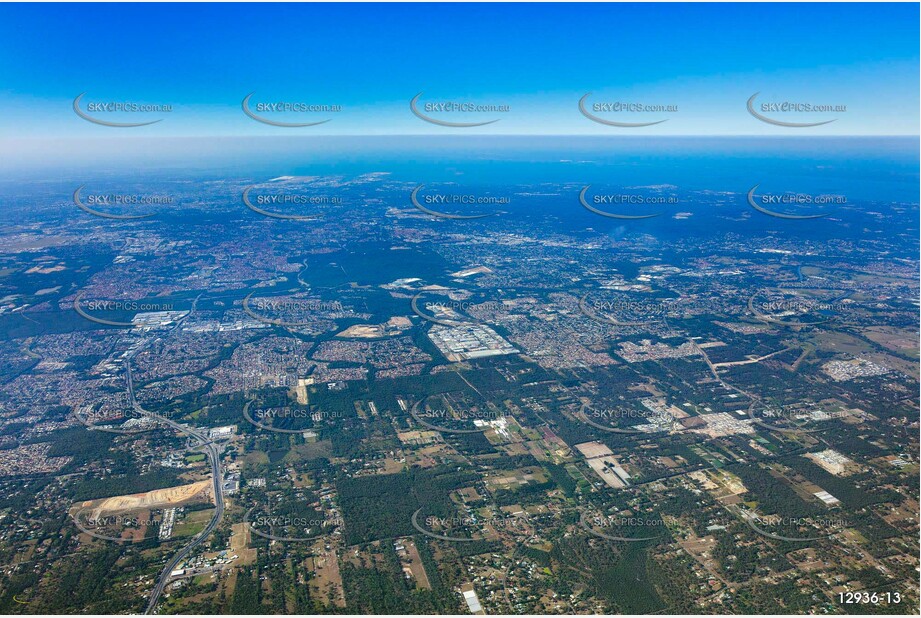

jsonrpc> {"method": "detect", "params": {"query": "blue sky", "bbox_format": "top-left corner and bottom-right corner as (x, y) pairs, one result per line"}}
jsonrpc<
(0, 2), (918, 137)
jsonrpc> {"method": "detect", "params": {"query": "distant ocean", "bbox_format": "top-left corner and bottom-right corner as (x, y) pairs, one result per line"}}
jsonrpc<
(1, 136), (917, 204)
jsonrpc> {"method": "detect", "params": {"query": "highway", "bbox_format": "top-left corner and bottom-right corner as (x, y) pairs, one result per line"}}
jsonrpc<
(144, 443), (223, 613)
(127, 361), (225, 614)
(115, 298), (226, 614)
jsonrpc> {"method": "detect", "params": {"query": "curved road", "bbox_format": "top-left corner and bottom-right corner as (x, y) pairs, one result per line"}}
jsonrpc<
(128, 362), (225, 614)
(111, 297), (225, 614)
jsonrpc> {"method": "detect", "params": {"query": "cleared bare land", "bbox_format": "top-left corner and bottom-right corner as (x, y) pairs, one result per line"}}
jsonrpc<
(82, 480), (212, 519)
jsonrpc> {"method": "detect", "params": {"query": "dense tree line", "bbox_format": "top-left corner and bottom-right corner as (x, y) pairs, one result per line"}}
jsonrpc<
(70, 468), (184, 502)
(228, 567), (263, 614)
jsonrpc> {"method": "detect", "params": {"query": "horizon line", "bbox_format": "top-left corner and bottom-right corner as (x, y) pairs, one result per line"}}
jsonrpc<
(3, 134), (918, 141)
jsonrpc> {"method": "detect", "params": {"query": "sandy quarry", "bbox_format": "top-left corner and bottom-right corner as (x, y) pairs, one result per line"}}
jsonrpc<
(83, 480), (212, 519)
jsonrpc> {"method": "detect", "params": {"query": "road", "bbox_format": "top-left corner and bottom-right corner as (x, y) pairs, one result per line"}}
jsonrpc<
(127, 360), (225, 614)
(112, 297), (225, 614)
